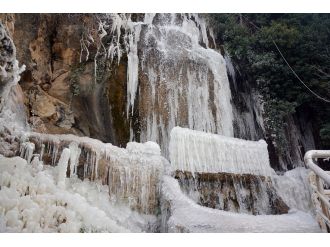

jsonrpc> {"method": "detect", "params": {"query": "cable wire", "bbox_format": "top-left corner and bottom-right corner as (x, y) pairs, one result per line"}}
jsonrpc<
(238, 14), (330, 103)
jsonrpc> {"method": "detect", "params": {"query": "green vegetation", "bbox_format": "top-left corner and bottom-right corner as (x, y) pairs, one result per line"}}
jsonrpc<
(208, 14), (330, 149)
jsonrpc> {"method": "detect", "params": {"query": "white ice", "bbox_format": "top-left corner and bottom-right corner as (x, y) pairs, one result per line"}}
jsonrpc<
(161, 175), (321, 233)
(102, 14), (234, 157)
(0, 155), (157, 232)
(272, 167), (314, 213)
(169, 126), (273, 176)
(19, 132), (165, 215)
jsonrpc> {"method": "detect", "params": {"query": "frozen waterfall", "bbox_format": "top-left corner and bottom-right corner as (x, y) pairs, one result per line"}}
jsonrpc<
(97, 13), (234, 157)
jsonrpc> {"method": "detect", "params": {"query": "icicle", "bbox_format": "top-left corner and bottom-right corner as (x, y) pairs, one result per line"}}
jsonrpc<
(126, 24), (142, 116)
(169, 127), (272, 176)
(131, 14), (234, 156)
(68, 142), (81, 177)
(144, 13), (156, 24)
(57, 148), (70, 189)
(40, 144), (45, 162)
(21, 132), (165, 214)
(19, 142), (35, 164)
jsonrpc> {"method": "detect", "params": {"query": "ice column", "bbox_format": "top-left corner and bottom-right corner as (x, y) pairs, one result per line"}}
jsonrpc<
(57, 148), (71, 189)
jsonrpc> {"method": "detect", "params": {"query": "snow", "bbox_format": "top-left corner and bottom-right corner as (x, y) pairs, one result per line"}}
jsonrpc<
(0, 155), (157, 232)
(161, 175), (321, 233)
(169, 127), (272, 176)
(126, 141), (161, 156)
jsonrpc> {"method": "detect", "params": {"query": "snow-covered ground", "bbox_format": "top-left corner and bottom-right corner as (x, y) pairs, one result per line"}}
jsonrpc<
(162, 176), (321, 233)
(0, 155), (157, 232)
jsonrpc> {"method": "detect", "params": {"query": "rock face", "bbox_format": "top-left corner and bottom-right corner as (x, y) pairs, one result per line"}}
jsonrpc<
(0, 14), (129, 146)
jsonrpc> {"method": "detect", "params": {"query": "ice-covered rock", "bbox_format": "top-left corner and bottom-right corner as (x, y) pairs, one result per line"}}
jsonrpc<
(0, 155), (157, 232)
(18, 132), (166, 215)
(161, 175), (320, 233)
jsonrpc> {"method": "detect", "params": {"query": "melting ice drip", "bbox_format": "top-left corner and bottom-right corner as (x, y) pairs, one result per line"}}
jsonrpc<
(18, 132), (165, 214)
(89, 14), (234, 157)
(169, 126), (272, 176)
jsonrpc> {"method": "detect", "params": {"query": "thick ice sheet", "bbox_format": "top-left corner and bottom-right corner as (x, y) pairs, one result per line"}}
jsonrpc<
(162, 176), (321, 233)
(169, 127), (272, 176)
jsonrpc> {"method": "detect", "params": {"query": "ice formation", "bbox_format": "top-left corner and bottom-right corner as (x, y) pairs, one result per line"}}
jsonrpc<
(96, 14), (234, 157)
(19, 142), (35, 164)
(126, 24), (142, 116)
(57, 148), (70, 189)
(18, 132), (165, 215)
(161, 175), (320, 233)
(169, 127), (272, 176)
(138, 14), (234, 157)
(0, 23), (25, 112)
(68, 142), (81, 177)
(272, 167), (314, 213)
(0, 23), (26, 132)
(0, 14), (322, 233)
(0, 155), (157, 232)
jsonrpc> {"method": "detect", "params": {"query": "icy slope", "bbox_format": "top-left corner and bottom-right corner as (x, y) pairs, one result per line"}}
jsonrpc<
(0, 155), (157, 232)
(169, 127), (272, 176)
(162, 176), (321, 233)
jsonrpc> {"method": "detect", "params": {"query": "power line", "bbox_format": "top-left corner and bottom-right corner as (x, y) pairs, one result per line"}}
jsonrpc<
(239, 14), (330, 103)
(272, 40), (330, 103)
